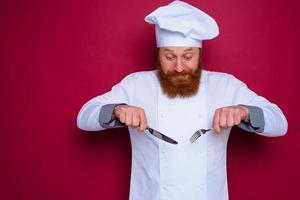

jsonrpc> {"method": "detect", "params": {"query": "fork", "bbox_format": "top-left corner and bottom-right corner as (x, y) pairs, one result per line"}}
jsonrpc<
(190, 129), (211, 143)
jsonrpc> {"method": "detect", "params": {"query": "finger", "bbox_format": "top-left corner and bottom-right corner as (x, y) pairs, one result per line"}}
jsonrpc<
(132, 112), (140, 127)
(219, 108), (228, 128)
(234, 109), (241, 125)
(213, 109), (221, 134)
(138, 109), (148, 132)
(226, 109), (235, 128)
(125, 111), (132, 126)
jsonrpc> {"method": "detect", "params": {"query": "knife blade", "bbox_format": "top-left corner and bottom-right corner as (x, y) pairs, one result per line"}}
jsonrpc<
(104, 118), (178, 144)
(146, 127), (178, 144)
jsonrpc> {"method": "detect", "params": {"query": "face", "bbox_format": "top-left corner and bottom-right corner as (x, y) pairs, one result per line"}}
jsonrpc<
(158, 47), (200, 74)
(157, 46), (202, 98)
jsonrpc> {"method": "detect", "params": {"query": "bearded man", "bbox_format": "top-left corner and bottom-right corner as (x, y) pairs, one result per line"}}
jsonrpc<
(77, 1), (287, 200)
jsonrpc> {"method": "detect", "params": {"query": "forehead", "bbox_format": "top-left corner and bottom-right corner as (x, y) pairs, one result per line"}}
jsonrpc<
(160, 47), (199, 54)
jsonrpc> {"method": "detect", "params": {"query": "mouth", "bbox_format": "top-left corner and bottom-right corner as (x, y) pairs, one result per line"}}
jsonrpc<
(173, 74), (188, 80)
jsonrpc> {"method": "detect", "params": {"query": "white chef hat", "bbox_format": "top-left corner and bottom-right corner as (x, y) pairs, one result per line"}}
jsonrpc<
(144, 0), (219, 48)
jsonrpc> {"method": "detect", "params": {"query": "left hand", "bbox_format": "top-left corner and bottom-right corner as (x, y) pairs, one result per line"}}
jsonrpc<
(212, 105), (249, 134)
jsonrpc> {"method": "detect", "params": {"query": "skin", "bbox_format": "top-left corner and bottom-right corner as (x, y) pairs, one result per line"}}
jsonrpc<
(114, 46), (249, 134)
(158, 47), (200, 74)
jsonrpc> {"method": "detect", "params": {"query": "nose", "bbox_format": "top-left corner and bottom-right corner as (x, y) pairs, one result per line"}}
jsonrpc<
(174, 58), (184, 72)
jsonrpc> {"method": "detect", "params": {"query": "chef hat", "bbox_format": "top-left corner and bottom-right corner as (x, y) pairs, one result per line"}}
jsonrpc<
(144, 0), (219, 48)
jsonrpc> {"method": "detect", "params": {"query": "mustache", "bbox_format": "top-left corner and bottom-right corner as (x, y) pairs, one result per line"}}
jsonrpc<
(167, 71), (188, 76)
(164, 69), (199, 79)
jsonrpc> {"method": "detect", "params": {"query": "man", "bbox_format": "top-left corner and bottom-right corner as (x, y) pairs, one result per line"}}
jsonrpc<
(77, 1), (288, 200)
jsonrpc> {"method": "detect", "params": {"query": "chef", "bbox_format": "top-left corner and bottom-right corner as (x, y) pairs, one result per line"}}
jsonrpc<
(77, 1), (288, 200)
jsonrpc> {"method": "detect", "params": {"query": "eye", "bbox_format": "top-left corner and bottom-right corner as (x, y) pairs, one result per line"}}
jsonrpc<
(183, 54), (193, 61)
(165, 54), (175, 60)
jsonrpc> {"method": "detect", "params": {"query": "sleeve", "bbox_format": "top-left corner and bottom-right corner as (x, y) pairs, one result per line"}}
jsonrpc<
(230, 75), (288, 137)
(238, 105), (265, 133)
(76, 74), (135, 131)
(99, 103), (127, 129)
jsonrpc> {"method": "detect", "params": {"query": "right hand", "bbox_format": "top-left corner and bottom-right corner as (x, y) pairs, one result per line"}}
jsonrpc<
(114, 105), (148, 133)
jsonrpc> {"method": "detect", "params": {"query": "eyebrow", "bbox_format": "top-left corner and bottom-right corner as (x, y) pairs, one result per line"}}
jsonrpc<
(183, 48), (193, 52)
(163, 48), (194, 52)
(163, 48), (174, 52)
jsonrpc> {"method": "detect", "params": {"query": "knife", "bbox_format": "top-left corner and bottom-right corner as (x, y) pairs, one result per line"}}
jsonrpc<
(146, 127), (178, 145)
(104, 118), (178, 144)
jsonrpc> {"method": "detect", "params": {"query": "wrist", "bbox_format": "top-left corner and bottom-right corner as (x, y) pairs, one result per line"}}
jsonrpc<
(241, 106), (250, 122)
(113, 104), (126, 118)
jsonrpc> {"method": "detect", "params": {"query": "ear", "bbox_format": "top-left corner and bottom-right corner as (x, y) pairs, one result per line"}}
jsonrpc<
(156, 48), (161, 66)
(199, 48), (202, 55)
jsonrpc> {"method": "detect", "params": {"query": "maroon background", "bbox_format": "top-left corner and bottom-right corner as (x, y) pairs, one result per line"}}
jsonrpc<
(1, 0), (299, 199)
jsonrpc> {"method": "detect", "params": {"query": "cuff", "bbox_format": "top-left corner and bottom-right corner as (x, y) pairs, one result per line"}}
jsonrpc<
(238, 105), (265, 133)
(99, 103), (127, 129)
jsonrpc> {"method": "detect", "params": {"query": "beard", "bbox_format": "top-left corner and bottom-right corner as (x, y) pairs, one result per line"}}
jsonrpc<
(157, 59), (202, 98)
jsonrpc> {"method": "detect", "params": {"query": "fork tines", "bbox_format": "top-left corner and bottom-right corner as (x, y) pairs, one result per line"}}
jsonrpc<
(190, 129), (211, 143)
(190, 130), (201, 143)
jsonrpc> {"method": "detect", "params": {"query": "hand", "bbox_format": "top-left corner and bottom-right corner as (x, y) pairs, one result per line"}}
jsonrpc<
(114, 105), (148, 133)
(213, 105), (249, 134)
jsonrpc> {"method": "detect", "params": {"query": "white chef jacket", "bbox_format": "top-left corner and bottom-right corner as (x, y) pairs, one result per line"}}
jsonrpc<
(77, 70), (287, 200)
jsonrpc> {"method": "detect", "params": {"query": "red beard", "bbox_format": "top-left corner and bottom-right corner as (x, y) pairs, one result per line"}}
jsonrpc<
(157, 62), (202, 98)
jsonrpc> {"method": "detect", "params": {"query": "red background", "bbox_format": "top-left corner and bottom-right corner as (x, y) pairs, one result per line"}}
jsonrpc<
(1, 0), (299, 199)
